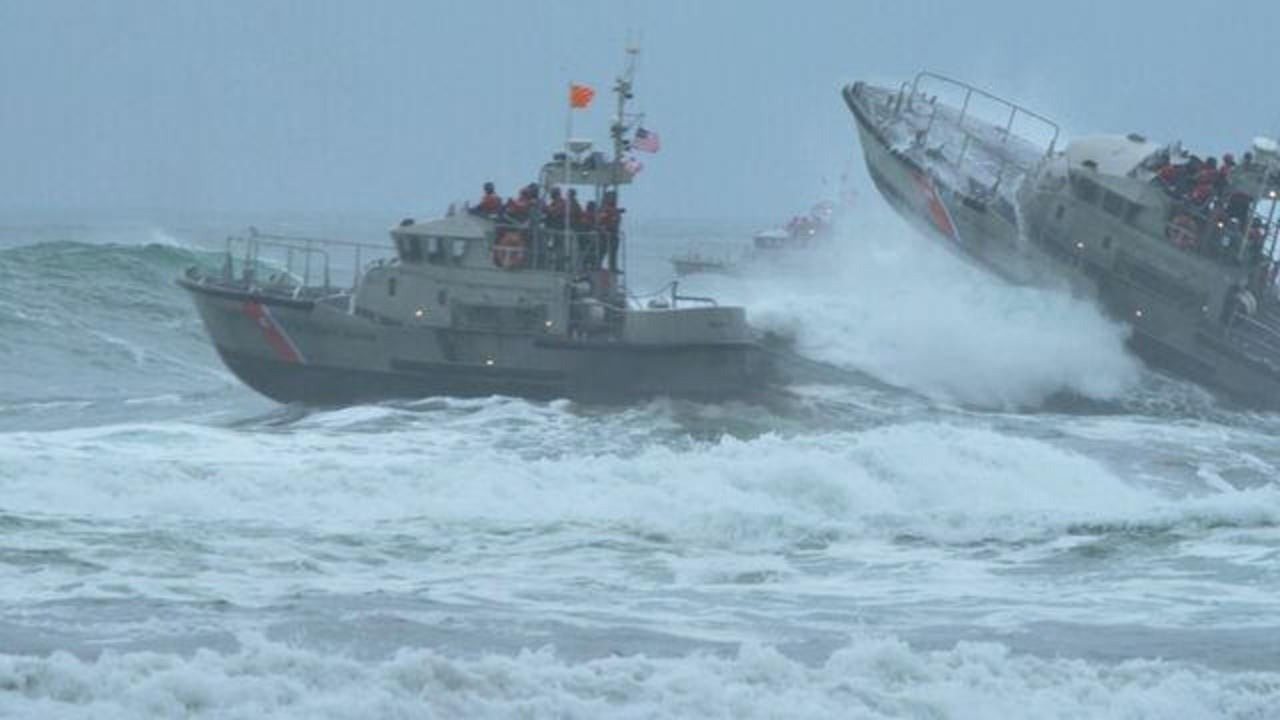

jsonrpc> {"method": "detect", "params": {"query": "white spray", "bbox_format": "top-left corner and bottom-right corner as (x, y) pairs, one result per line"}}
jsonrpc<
(692, 204), (1144, 408)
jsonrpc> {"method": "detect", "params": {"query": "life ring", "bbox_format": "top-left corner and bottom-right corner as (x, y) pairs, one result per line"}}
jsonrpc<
(1166, 214), (1199, 250)
(492, 230), (527, 269)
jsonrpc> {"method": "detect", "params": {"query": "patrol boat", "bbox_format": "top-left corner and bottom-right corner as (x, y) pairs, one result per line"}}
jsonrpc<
(845, 72), (1280, 406)
(178, 52), (770, 404)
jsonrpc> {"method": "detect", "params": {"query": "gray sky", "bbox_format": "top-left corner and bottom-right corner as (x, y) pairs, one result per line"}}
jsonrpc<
(4, 0), (1280, 220)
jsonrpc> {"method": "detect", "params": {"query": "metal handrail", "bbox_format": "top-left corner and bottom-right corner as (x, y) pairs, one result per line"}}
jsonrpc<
(1228, 312), (1280, 362)
(246, 227), (390, 252)
(223, 229), (393, 294)
(910, 71), (1061, 158)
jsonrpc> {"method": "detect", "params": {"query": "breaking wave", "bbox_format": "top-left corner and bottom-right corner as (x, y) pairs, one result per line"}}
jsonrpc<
(1, 633), (1275, 719)
(0, 241), (230, 405)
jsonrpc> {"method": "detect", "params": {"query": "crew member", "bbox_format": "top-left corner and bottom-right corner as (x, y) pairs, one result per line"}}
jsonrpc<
(578, 200), (599, 267)
(471, 182), (503, 216)
(504, 187), (534, 223)
(597, 190), (624, 272)
(1155, 163), (1181, 195)
(1221, 153), (1236, 183)
(543, 187), (566, 228)
(1196, 158), (1220, 193)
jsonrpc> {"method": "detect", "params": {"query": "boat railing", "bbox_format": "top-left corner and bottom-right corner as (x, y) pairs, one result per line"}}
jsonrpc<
(1227, 310), (1280, 367)
(627, 280), (717, 310)
(220, 228), (392, 298)
(892, 72), (1060, 194)
(908, 71), (1060, 158)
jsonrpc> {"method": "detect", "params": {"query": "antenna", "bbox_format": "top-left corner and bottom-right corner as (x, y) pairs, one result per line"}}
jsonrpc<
(610, 43), (641, 191)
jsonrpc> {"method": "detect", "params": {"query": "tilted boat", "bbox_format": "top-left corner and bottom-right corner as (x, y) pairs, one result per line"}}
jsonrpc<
(845, 72), (1280, 405)
(178, 51), (772, 404)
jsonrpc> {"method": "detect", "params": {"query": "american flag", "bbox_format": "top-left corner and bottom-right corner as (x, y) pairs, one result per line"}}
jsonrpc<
(633, 127), (661, 153)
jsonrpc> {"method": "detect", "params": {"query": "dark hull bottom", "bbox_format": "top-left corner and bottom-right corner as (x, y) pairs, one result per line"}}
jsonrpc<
(216, 346), (768, 405)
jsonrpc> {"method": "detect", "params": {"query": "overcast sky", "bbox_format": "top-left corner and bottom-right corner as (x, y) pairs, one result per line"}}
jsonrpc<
(4, 0), (1280, 220)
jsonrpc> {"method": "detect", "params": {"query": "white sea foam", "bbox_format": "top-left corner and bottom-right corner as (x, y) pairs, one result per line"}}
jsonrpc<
(1, 417), (1270, 546)
(4, 399), (1277, 633)
(687, 207), (1144, 408)
(0, 634), (1275, 719)
(146, 227), (195, 249)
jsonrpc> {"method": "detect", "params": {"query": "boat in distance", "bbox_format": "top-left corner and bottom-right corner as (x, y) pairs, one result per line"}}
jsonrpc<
(670, 200), (843, 277)
(178, 50), (774, 405)
(845, 71), (1280, 406)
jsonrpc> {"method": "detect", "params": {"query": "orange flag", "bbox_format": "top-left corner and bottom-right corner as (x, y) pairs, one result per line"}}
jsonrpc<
(569, 83), (595, 109)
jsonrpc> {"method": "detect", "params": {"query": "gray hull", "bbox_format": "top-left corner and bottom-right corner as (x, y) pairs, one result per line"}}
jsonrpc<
(181, 280), (771, 404)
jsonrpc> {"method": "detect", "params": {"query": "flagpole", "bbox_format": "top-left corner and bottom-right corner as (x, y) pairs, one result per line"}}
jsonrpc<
(564, 83), (572, 255)
(566, 82), (574, 149)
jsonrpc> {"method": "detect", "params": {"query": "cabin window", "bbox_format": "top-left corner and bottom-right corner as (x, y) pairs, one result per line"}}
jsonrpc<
(388, 276), (397, 297)
(1055, 204), (1065, 221)
(406, 236), (423, 263)
(1071, 175), (1100, 204)
(425, 237), (444, 263)
(1102, 191), (1126, 218)
(451, 239), (468, 262)
(1102, 236), (1112, 250)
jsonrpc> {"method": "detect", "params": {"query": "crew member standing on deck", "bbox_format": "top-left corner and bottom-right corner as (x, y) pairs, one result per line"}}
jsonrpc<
(471, 182), (503, 216)
(543, 187), (566, 228)
(578, 199), (599, 268)
(504, 186), (534, 223)
(597, 190), (624, 272)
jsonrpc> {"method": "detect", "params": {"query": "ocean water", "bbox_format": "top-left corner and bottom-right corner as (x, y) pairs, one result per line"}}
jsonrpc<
(1, 209), (1278, 718)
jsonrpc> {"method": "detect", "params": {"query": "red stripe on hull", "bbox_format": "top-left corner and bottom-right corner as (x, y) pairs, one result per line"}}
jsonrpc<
(910, 171), (960, 243)
(242, 301), (305, 364)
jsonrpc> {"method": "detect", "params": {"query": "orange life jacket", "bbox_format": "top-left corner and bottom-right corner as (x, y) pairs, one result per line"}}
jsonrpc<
(597, 204), (620, 231)
(476, 193), (502, 214)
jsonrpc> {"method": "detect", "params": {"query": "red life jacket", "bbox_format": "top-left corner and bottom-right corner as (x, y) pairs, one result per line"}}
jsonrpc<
(597, 205), (620, 231)
(505, 196), (531, 220)
(476, 192), (502, 214)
